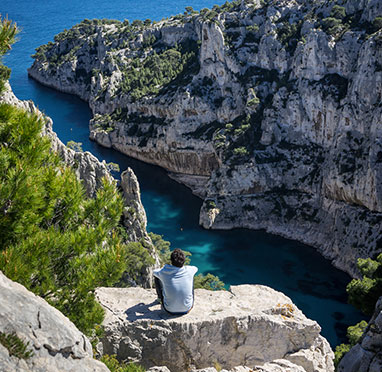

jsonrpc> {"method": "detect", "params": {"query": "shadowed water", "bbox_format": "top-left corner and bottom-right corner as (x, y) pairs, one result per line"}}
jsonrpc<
(1, 0), (365, 346)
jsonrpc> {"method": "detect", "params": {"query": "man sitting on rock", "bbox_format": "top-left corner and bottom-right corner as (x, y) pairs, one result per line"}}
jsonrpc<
(153, 248), (198, 315)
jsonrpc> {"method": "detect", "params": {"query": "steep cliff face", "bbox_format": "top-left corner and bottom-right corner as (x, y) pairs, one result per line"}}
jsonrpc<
(28, 0), (382, 276)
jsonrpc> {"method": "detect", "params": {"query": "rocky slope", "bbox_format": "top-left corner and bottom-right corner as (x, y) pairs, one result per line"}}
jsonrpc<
(0, 271), (110, 372)
(28, 0), (382, 276)
(0, 82), (159, 287)
(95, 284), (334, 372)
(338, 295), (382, 372)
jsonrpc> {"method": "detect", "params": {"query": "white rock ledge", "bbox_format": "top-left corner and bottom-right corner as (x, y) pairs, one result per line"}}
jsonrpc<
(95, 285), (334, 372)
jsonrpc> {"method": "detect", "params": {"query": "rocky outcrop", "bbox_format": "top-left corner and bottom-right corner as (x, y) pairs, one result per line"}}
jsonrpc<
(338, 296), (382, 372)
(28, 0), (382, 276)
(95, 284), (334, 372)
(0, 271), (110, 372)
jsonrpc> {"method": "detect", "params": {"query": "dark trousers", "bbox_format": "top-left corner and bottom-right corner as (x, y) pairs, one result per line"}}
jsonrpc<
(154, 276), (165, 304)
(154, 277), (194, 316)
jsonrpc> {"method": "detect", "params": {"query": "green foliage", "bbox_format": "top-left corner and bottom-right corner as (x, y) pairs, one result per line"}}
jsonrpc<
(118, 40), (199, 101)
(331, 5), (346, 20)
(0, 103), (132, 334)
(0, 64), (10, 92)
(0, 332), (34, 359)
(334, 343), (351, 367)
(0, 16), (18, 56)
(123, 241), (155, 282)
(276, 20), (303, 53)
(334, 320), (368, 367)
(336, 254), (382, 366)
(0, 16), (18, 92)
(372, 17), (382, 33)
(246, 24), (259, 33)
(321, 17), (343, 36)
(106, 162), (120, 173)
(347, 254), (382, 315)
(131, 19), (143, 29)
(233, 146), (249, 156)
(194, 273), (225, 291)
(206, 200), (217, 210)
(66, 140), (83, 152)
(347, 320), (368, 345)
(100, 354), (145, 372)
(149, 232), (171, 264)
(247, 97), (260, 106)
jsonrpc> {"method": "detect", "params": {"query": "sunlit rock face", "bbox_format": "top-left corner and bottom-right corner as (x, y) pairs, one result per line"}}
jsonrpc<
(95, 284), (334, 372)
(28, 0), (382, 276)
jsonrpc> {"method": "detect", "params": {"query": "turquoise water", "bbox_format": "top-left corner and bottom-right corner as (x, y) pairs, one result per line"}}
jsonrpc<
(1, 0), (365, 346)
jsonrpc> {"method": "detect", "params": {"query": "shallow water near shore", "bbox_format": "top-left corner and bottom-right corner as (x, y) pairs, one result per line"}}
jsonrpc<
(1, 0), (365, 346)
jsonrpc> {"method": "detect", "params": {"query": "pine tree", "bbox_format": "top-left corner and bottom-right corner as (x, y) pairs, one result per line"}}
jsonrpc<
(0, 103), (144, 334)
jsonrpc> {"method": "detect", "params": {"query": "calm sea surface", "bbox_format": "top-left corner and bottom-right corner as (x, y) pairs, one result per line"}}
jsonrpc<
(1, 0), (365, 346)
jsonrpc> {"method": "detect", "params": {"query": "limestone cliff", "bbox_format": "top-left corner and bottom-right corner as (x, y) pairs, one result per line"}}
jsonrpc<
(95, 284), (334, 372)
(28, 0), (382, 276)
(0, 271), (110, 372)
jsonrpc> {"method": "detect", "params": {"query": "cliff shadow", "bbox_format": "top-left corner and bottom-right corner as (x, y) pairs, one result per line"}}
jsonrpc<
(124, 301), (185, 321)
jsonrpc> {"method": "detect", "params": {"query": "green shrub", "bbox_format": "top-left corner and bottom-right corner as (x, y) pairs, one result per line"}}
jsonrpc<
(247, 97), (260, 106)
(321, 17), (343, 35)
(334, 343), (351, 367)
(194, 273), (225, 291)
(0, 16), (18, 93)
(347, 254), (382, 315)
(0, 332), (33, 359)
(118, 40), (199, 101)
(347, 320), (368, 345)
(372, 17), (382, 32)
(100, 354), (145, 372)
(334, 320), (368, 367)
(331, 5), (346, 20)
(233, 146), (249, 156)
(0, 103), (139, 335)
(66, 140), (83, 152)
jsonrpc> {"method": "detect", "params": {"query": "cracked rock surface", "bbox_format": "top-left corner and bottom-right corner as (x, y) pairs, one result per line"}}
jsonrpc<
(95, 284), (334, 372)
(0, 271), (109, 372)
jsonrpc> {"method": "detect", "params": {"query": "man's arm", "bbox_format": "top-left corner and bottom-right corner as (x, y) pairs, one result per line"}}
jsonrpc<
(188, 266), (198, 275)
(153, 268), (162, 279)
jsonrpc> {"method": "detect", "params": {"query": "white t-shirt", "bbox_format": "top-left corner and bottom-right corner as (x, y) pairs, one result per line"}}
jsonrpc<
(153, 264), (198, 313)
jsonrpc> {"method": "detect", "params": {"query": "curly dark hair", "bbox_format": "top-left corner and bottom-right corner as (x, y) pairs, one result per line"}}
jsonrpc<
(170, 248), (186, 267)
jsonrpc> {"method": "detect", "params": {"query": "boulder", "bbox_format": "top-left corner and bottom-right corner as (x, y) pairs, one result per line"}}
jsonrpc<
(0, 271), (109, 372)
(95, 284), (334, 372)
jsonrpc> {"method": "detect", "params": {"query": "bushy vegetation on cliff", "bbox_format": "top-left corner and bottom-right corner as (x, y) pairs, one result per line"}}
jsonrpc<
(0, 103), (153, 334)
(0, 16), (17, 93)
(334, 254), (382, 366)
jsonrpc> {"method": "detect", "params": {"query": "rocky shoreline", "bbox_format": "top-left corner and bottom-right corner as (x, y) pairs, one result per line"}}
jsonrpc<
(28, 0), (382, 276)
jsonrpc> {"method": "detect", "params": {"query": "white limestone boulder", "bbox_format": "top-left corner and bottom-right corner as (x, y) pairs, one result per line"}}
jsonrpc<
(95, 285), (334, 372)
(0, 271), (109, 372)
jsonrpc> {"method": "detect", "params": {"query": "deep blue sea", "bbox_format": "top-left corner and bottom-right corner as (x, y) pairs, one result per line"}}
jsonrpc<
(1, 0), (365, 346)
